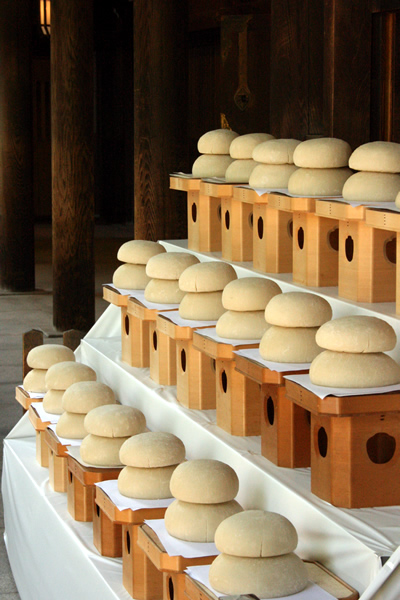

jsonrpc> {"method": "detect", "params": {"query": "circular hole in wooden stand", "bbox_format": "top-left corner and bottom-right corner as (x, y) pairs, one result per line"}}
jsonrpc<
(384, 236), (396, 264)
(345, 236), (354, 262)
(211, 358), (216, 372)
(168, 576), (174, 600)
(297, 227), (305, 250)
(221, 370), (228, 393)
(153, 331), (157, 351)
(124, 315), (129, 336)
(265, 396), (274, 426)
(126, 530), (131, 554)
(225, 210), (230, 230)
(288, 219), (293, 239)
(367, 432), (396, 464)
(180, 349), (186, 372)
(317, 427), (328, 458)
(328, 227), (339, 252)
(248, 212), (253, 229)
(191, 202), (197, 223)
(96, 504), (100, 517)
(257, 216), (264, 240)
(217, 204), (222, 221)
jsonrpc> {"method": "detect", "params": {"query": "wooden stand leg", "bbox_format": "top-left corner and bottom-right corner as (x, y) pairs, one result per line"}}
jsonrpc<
(149, 323), (177, 385)
(48, 450), (68, 492)
(121, 307), (131, 365)
(216, 360), (261, 436)
(130, 315), (150, 368)
(92, 498), (122, 557)
(163, 572), (185, 600)
(176, 340), (216, 409)
(261, 385), (310, 468)
(221, 197), (253, 262)
(123, 524), (163, 600)
(253, 205), (293, 273)
(36, 430), (49, 467)
(67, 470), (94, 521)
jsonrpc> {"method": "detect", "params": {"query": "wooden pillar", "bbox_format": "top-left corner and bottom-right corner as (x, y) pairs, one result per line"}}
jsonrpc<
(134, 0), (188, 241)
(51, 0), (95, 331)
(0, 0), (35, 291)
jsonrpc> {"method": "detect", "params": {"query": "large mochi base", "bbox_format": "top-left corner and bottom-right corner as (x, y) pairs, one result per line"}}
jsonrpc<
(117, 465), (177, 499)
(80, 434), (129, 466)
(260, 326), (321, 363)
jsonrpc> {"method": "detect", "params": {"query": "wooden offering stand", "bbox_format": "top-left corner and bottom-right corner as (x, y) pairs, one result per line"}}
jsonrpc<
(286, 379), (400, 508)
(235, 352), (310, 467)
(316, 200), (396, 302)
(137, 523), (217, 600)
(66, 453), (121, 522)
(128, 297), (177, 384)
(103, 284), (135, 366)
(201, 181), (253, 262)
(365, 207), (399, 312)
(15, 386), (43, 411)
(170, 176), (210, 251)
(269, 193), (339, 287)
(234, 186), (293, 273)
(192, 331), (260, 436)
(44, 427), (70, 492)
(184, 561), (359, 600)
(28, 403), (53, 467)
(93, 484), (168, 600)
(157, 313), (216, 410)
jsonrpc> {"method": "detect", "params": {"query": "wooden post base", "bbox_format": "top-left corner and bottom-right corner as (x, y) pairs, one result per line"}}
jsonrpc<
(188, 192), (221, 252)
(261, 384), (310, 468)
(36, 430), (49, 467)
(48, 450), (68, 492)
(123, 307), (151, 368)
(67, 470), (94, 521)
(163, 572), (185, 600)
(93, 497), (122, 557)
(123, 524), (163, 600)
(253, 204), (293, 273)
(221, 196), (253, 262)
(149, 323), (177, 385)
(176, 339), (216, 409)
(216, 359), (261, 436)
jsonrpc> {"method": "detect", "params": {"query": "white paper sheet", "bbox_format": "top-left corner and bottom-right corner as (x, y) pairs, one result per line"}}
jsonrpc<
(185, 564), (336, 600)
(103, 283), (140, 296)
(196, 327), (261, 346)
(170, 172), (195, 179)
(234, 186), (342, 199)
(19, 385), (45, 399)
(31, 401), (60, 424)
(67, 444), (123, 469)
(47, 423), (83, 446)
(144, 518), (218, 558)
(158, 310), (218, 329)
(284, 373), (400, 399)
(95, 479), (174, 512)
(130, 290), (180, 311)
(234, 348), (310, 372)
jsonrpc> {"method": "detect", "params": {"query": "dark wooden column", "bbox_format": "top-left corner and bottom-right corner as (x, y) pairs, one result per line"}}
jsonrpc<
(51, 0), (95, 331)
(0, 0), (35, 291)
(134, 0), (188, 241)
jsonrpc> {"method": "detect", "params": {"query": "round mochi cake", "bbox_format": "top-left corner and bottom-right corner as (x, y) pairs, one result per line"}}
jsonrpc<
(252, 139), (301, 165)
(293, 137), (352, 168)
(56, 412), (87, 439)
(222, 277), (281, 312)
(349, 141), (400, 173)
(118, 465), (178, 499)
(179, 261), (237, 293)
(146, 252), (199, 280)
(112, 263), (150, 290)
(209, 553), (307, 598)
(26, 344), (75, 369)
(249, 164), (298, 188)
(169, 459), (239, 504)
(84, 404), (146, 438)
(119, 431), (185, 468)
(214, 510), (298, 557)
(216, 310), (269, 340)
(23, 368), (47, 393)
(197, 129), (239, 155)
(315, 316), (396, 353)
(225, 159), (258, 183)
(165, 499), (243, 542)
(192, 154), (234, 178)
(288, 167), (353, 197)
(265, 292), (332, 328)
(42, 389), (65, 414)
(144, 278), (185, 304)
(179, 291), (226, 321)
(117, 240), (166, 264)
(229, 133), (274, 159)
(45, 361), (96, 391)
(260, 326), (321, 363)
(61, 381), (116, 414)
(310, 351), (400, 388)
(342, 172), (400, 202)
(80, 434), (129, 466)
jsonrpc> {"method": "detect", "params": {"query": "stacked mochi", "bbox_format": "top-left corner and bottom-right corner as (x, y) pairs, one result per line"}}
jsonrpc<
(56, 381), (116, 439)
(144, 252), (199, 305)
(44, 360), (96, 415)
(310, 315), (400, 388)
(118, 431), (185, 499)
(216, 277), (281, 339)
(288, 137), (353, 197)
(164, 459), (243, 542)
(249, 138), (300, 189)
(80, 404), (147, 467)
(192, 129), (238, 178)
(23, 344), (75, 394)
(179, 261), (237, 321)
(112, 240), (166, 290)
(225, 133), (274, 183)
(209, 510), (308, 598)
(342, 141), (400, 203)
(259, 292), (332, 363)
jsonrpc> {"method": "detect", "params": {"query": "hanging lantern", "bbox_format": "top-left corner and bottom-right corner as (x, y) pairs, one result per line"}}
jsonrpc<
(40, 0), (51, 36)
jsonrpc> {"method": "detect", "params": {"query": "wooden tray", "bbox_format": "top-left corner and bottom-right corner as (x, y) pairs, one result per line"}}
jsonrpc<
(365, 207), (400, 231)
(103, 284), (130, 307)
(199, 181), (233, 198)
(15, 385), (39, 410)
(233, 186), (269, 204)
(67, 454), (122, 486)
(268, 192), (316, 212)
(170, 176), (201, 192)
(192, 332), (257, 361)
(137, 524), (217, 573)
(95, 485), (168, 525)
(44, 426), (70, 457)
(28, 404), (52, 431)
(234, 353), (308, 385)
(315, 199), (365, 221)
